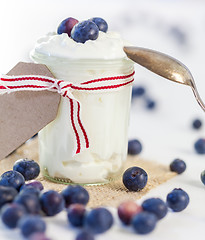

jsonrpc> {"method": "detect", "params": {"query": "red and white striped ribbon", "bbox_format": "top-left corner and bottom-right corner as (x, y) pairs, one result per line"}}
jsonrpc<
(0, 71), (135, 155)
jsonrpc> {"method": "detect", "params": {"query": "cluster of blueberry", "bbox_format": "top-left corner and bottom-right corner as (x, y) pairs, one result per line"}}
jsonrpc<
(57, 17), (108, 43)
(117, 188), (189, 234)
(0, 158), (115, 239)
(132, 85), (156, 110)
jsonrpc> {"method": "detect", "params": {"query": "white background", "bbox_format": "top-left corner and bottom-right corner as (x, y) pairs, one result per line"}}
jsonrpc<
(0, 0), (205, 239)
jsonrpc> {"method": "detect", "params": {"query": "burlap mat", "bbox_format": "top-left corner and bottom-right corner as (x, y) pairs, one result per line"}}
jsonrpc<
(0, 138), (176, 208)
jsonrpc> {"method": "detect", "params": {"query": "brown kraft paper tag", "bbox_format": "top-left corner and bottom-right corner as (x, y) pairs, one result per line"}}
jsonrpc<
(0, 62), (60, 160)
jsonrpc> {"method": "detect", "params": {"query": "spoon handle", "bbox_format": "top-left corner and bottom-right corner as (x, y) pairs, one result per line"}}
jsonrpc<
(189, 80), (205, 112)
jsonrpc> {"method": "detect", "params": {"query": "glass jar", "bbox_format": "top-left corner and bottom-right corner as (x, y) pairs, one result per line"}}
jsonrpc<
(30, 51), (134, 185)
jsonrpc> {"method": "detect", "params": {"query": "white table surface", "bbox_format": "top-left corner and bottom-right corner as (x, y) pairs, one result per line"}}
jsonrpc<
(0, 0), (205, 239)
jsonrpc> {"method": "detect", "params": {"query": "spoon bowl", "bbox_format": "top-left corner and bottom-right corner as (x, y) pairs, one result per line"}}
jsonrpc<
(124, 46), (205, 112)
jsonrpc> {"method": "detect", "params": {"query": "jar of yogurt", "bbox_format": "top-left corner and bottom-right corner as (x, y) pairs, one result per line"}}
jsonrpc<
(31, 30), (134, 184)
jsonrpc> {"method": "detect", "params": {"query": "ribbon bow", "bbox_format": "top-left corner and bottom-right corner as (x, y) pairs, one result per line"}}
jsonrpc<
(0, 71), (135, 154)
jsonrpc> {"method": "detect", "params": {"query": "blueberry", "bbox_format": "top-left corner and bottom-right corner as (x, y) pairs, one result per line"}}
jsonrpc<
(76, 230), (95, 240)
(192, 119), (202, 129)
(89, 17), (108, 32)
(123, 167), (148, 191)
(131, 212), (157, 234)
(61, 185), (89, 207)
(67, 203), (86, 227)
(194, 138), (205, 154)
(29, 232), (51, 240)
(18, 215), (46, 238)
(19, 186), (40, 197)
(142, 198), (168, 220)
(57, 17), (79, 37)
(201, 170), (205, 185)
(128, 139), (142, 155)
(170, 159), (186, 174)
(145, 98), (156, 110)
(71, 20), (99, 43)
(13, 158), (40, 181)
(0, 185), (18, 208)
(117, 201), (142, 225)
(84, 208), (113, 234)
(14, 193), (41, 214)
(1, 203), (26, 229)
(0, 170), (25, 191)
(132, 86), (145, 98)
(21, 180), (44, 191)
(40, 190), (65, 216)
(166, 188), (189, 212)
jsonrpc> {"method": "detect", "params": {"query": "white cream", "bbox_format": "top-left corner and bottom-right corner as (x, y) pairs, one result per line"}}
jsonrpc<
(34, 31), (130, 59)
(31, 31), (134, 184)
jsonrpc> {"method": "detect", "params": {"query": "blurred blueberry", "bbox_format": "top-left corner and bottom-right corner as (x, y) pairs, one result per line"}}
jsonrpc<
(132, 212), (157, 234)
(76, 230), (95, 240)
(40, 190), (65, 216)
(128, 139), (142, 155)
(14, 193), (41, 214)
(61, 185), (89, 207)
(21, 180), (44, 191)
(0, 186), (18, 208)
(201, 170), (205, 185)
(67, 203), (86, 227)
(145, 98), (156, 110)
(123, 167), (148, 191)
(166, 188), (189, 212)
(117, 201), (142, 225)
(132, 86), (145, 98)
(13, 158), (40, 181)
(18, 215), (46, 238)
(84, 208), (113, 234)
(90, 17), (108, 32)
(192, 119), (202, 130)
(19, 186), (40, 197)
(170, 159), (186, 174)
(29, 232), (51, 240)
(71, 20), (99, 43)
(169, 26), (187, 45)
(142, 198), (168, 220)
(0, 170), (25, 191)
(1, 203), (26, 228)
(194, 138), (205, 154)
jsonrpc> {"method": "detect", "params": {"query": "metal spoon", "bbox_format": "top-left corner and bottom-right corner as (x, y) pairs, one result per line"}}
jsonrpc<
(124, 46), (205, 112)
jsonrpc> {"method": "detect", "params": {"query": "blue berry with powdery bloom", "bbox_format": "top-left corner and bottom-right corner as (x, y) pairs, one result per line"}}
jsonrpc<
(40, 190), (65, 216)
(0, 170), (25, 191)
(1, 203), (26, 228)
(194, 138), (205, 154)
(131, 212), (157, 234)
(90, 17), (108, 32)
(142, 198), (168, 220)
(192, 119), (202, 129)
(21, 180), (44, 192)
(13, 158), (40, 181)
(170, 158), (186, 174)
(0, 186), (18, 208)
(84, 208), (113, 234)
(14, 193), (41, 215)
(201, 170), (205, 185)
(18, 215), (46, 238)
(67, 203), (86, 227)
(71, 20), (99, 43)
(61, 185), (89, 207)
(57, 17), (79, 37)
(76, 230), (95, 240)
(20, 186), (40, 197)
(128, 139), (142, 155)
(166, 188), (189, 212)
(123, 167), (148, 191)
